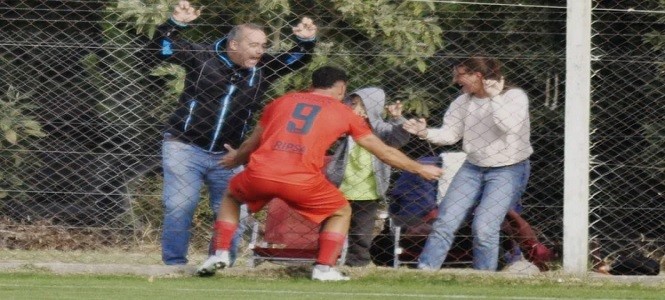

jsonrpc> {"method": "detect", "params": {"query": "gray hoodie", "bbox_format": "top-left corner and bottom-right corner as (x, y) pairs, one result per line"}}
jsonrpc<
(325, 87), (410, 200)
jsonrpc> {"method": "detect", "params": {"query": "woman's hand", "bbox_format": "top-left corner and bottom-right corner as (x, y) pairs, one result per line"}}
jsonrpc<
(403, 118), (428, 139)
(483, 76), (505, 98)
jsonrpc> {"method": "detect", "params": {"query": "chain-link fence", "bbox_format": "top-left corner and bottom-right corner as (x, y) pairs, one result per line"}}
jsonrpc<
(588, 0), (664, 275)
(0, 0), (662, 275)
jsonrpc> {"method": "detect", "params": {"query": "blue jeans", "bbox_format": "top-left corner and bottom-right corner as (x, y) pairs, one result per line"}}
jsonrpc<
(418, 159), (530, 271)
(161, 137), (247, 265)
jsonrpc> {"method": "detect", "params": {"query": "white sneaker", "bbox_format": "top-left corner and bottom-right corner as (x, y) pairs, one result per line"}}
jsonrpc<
(417, 264), (437, 272)
(196, 250), (230, 277)
(311, 264), (350, 281)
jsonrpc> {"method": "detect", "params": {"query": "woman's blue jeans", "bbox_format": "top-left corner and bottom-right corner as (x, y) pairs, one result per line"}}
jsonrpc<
(418, 159), (530, 271)
(161, 138), (247, 265)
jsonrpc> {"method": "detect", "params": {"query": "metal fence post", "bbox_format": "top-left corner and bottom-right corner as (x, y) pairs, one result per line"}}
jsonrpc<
(564, 0), (592, 274)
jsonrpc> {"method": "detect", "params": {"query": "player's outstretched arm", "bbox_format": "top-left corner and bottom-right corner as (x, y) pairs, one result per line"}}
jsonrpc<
(355, 134), (443, 180)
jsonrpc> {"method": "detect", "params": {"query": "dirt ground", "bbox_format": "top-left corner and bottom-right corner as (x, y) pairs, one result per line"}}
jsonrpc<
(0, 216), (123, 251)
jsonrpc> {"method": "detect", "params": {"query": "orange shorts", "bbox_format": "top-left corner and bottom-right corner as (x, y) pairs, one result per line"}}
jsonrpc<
(228, 170), (348, 224)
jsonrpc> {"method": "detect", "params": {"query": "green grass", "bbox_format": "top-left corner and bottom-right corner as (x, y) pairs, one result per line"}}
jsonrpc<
(0, 249), (195, 265)
(0, 269), (663, 300)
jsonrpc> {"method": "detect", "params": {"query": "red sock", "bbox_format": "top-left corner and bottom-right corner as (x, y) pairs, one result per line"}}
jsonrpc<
(316, 231), (346, 266)
(213, 221), (237, 251)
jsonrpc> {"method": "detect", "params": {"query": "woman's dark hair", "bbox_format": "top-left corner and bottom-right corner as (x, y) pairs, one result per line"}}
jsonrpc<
(311, 66), (348, 88)
(457, 56), (503, 80)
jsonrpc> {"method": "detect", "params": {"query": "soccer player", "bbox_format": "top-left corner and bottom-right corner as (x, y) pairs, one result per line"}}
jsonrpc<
(196, 66), (443, 281)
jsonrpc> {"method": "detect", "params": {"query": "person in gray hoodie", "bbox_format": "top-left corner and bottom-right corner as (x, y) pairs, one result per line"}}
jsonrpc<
(326, 87), (411, 266)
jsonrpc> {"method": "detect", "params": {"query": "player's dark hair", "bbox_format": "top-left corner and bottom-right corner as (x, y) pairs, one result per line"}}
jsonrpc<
(311, 66), (347, 88)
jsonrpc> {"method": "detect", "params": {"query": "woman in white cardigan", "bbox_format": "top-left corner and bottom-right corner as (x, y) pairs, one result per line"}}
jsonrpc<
(403, 56), (533, 271)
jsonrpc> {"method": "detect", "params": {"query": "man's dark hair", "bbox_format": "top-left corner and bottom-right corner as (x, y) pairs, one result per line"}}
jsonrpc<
(311, 66), (347, 88)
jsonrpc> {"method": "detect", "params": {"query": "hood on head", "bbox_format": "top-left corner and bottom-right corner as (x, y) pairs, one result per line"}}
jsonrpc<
(345, 87), (386, 126)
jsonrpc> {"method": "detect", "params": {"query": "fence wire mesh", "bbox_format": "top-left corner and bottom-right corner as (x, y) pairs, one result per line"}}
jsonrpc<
(0, 0), (662, 275)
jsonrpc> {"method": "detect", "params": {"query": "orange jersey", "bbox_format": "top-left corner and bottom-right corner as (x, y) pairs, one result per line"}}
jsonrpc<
(246, 91), (372, 184)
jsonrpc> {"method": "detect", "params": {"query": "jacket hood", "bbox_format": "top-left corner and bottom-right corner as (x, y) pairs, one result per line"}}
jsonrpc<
(214, 38), (235, 68)
(345, 87), (385, 130)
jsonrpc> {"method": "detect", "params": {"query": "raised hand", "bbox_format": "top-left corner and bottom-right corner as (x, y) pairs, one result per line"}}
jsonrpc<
(386, 100), (403, 118)
(483, 76), (505, 98)
(171, 0), (202, 24)
(292, 17), (317, 40)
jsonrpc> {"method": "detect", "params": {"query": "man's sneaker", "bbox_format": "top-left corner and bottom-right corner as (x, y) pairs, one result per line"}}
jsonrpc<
(311, 264), (350, 281)
(196, 250), (230, 277)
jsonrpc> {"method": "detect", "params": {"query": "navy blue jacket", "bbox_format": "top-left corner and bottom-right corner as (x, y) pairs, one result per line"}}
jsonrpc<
(154, 19), (315, 152)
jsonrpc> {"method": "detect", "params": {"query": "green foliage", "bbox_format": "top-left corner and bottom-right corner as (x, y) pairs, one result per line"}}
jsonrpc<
(267, 54), (331, 100)
(0, 86), (46, 145)
(333, 0), (443, 72)
(644, 31), (665, 51)
(0, 85), (47, 199)
(641, 122), (665, 173)
(395, 87), (437, 118)
(80, 21), (158, 126)
(149, 64), (186, 121)
(644, 1), (665, 52)
(257, 0), (291, 21)
(109, 0), (174, 39)
(267, 41), (385, 99)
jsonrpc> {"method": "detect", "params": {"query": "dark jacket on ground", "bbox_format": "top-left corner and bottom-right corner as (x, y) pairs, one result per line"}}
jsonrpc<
(153, 19), (316, 152)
